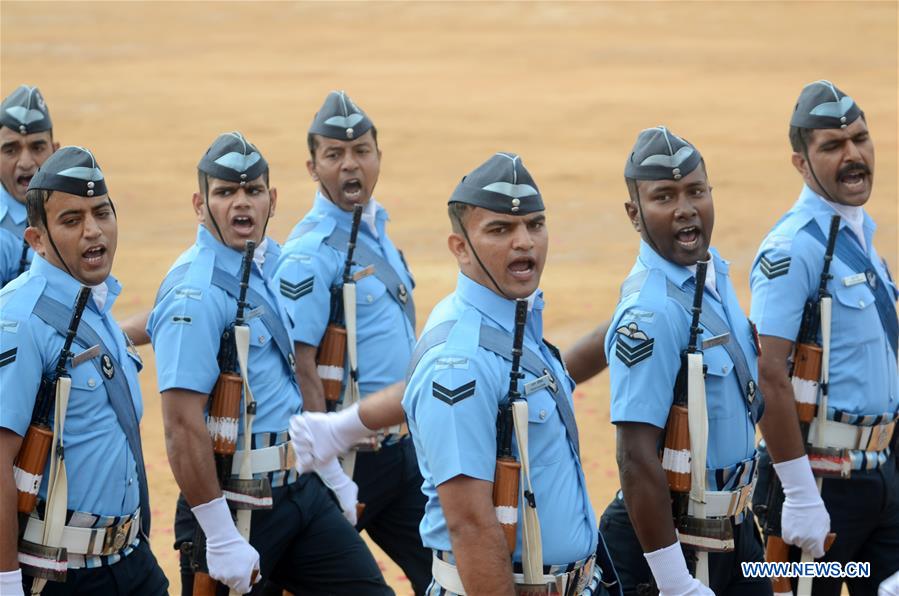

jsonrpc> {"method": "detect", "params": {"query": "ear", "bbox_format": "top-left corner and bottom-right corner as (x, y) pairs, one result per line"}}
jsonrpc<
(51, 141), (61, 152)
(191, 192), (205, 221)
(624, 201), (640, 232)
(447, 232), (470, 265)
(791, 151), (809, 178)
(24, 226), (46, 256)
(306, 159), (318, 181)
(268, 187), (278, 218)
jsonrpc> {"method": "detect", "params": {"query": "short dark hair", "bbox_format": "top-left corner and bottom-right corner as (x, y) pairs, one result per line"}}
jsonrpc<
(198, 169), (271, 196)
(25, 188), (53, 228)
(307, 126), (379, 161)
(447, 202), (474, 233)
(789, 126), (813, 153)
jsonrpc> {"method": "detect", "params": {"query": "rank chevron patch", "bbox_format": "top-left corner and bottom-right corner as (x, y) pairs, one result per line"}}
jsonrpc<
(280, 276), (313, 300)
(0, 347), (17, 368)
(760, 255), (791, 279)
(432, 380), (476, 405)
(615, 335), (654, 367)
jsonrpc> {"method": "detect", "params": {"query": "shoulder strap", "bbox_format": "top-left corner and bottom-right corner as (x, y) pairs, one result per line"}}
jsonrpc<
(803, 221), (898, 357)
(408, 320), (580, 455)
(32, 295), (151, 536)
(619, 270), (649, 301)
(665, 280), (764, 424)
(321, 229), (416, 328)
(155, 264), (294, 369)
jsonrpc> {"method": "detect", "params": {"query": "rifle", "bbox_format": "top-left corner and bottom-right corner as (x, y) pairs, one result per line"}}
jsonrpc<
(192, 240), (265, 596)
(316, 204), (364, 407)
(663, 261), (731, 585)
(761, 216), (840, 596)
(493, 299), (526, 553)
(14, 286), (91, 586)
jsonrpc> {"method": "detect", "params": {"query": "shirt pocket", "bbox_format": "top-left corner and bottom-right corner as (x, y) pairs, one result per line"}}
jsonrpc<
(701, 345), (741, 421)
(833, 282), (880, 343)
(523, 387), (562, 465)
(354, 274), (387, 306)
(65, 359), (106, 423)
(247, 316), (272, 349)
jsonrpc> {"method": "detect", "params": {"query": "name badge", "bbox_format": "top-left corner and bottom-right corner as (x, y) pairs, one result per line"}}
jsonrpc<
(71, 345), (101, 367)
(843, 273), (867, 287)
(524, 373), (555, 396)
(702, 332), (730, 349)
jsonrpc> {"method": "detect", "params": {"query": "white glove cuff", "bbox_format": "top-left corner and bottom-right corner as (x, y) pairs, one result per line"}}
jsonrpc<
(773, 455), (819, 500)
(644, 542), (694, 594)
(191, 496), (240, 544)
(332, 402), (376, 447)
(0, 569), (23, 593)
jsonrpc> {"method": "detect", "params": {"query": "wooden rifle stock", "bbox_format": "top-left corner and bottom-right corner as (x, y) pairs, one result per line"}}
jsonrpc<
(663, 261), (708, 516)
(14, 287), (91, 514)
(493, 299), (527, 553)
(317, 205), (363, 405)
(192, 241), (256, 593)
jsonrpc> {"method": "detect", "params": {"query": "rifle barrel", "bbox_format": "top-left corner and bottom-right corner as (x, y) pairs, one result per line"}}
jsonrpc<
(342, 204), (364, 284)
(235, 240), (256, 326)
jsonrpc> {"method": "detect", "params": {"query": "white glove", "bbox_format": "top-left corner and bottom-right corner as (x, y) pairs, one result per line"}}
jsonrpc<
(774, 455), (830, 559)
(0, 569), (24, 596)
(315, 457), (360, 526)
(192, 496), (260, 594)
(880, 570), (899, 596)
(644, 542), (714, 596)
(289, 402), (376, 474)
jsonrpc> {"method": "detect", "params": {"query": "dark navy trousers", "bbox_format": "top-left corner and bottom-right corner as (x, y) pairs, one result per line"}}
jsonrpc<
(599, 493), (771, 596)
(753, 448), (899, 596)
(174, 473), (393, 596)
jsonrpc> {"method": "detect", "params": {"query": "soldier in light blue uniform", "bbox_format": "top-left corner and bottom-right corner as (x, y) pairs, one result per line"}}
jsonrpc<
(598, 128), (769, 596)
(404, 153), (609, 595)
(275, 91), (430, 593)
(150, 132), (390, 595)
(750, 80), (899, 596)
(0, 85), (59, 286)
(0, 147), (166, 595)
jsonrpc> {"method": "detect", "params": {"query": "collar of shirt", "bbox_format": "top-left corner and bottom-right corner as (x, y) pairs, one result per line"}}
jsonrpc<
(637, 240), (729, 295)
(454, 271), (545, 337)
(311, 192), (388, 240)
(195, 224), (277, 279)
(28, 254), (121, 316)
(797, 184), (875, 253)
(0, 185), (27, 225)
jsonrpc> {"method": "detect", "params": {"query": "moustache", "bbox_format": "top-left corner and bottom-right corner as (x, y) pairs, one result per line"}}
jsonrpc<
(837, 162), (871, 179)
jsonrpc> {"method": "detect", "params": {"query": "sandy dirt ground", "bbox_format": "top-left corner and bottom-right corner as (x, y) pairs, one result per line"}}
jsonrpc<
(2, 2), (896, 594)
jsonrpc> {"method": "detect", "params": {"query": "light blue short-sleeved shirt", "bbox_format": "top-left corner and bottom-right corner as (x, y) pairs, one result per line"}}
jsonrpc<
(403, 272), (597, 565)
(750, 185), (898, 416)
(0, 186), (33, 284)
(149, 226), (301, 434)
(605, 241), (758, 471)
(0, 256), (142, 517)
(274, 193), (415, 395)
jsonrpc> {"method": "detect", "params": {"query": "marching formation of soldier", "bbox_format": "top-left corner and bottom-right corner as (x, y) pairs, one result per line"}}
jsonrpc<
(0, 80), (896, 596)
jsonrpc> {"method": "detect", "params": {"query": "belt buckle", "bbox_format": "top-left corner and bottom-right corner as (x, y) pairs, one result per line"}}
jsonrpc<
(102, 518), (132, 555)
(281, 442), (296, 471)
(867, 421), (895, 452)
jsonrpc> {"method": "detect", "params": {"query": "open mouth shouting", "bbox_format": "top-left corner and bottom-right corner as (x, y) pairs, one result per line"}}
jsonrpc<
(231, 213), (256, 237)
(836, 163), (870, 196)
(674, 225), (703, 252)
(507, 255), (537, 282)
(16, 174), (34, 195)
(341, 178), (364, 202)
(82, 244), (107, 268)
